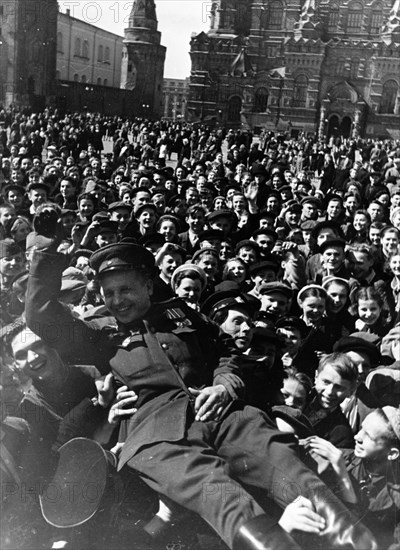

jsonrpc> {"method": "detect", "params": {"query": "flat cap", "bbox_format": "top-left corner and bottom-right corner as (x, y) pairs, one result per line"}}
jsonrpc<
(134, 202), (158, 218)
(248, 259), (280, 276)
(333, 334), (381, 364)
(258, 281), (293, 299)
(207, 209), (237, 224)
(108, 201), (132, 213)
(202, 290), (260, 319)
(319, 237), (346, 254)
(90, 242), (155, 275)
(275, 316), (308, 338)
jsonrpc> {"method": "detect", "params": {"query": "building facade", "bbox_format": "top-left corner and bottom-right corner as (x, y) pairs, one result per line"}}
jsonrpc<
(188, 0), (400, 138)
(56, 11), (123, 88)
(0, 0), (58, 109)
(121, 0), (166, 118)
(162, 78), (189, 119)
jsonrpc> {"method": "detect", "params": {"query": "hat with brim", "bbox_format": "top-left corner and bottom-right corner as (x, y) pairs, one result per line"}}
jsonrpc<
(90, 242), (155, 275)
(249, 260), (280, 277)
(275, 316), (308, 338)
(27, 182), (49, 194)
(134, 203), (158, 218)
(333, 335), (381, 365)
(108, 201), (132, 214)
(202, 290), (260, 319)
(272, 405), (315, 439)
(258, 281), (293, 299)
(319, 238), (346, 254)
(250, 327), (285, 348)
(40, 437), (116, 528)
(310, 220), (345, 241)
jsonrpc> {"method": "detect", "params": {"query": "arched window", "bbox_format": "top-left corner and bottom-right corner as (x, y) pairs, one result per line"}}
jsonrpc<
(104, 78), (108, 86)
(381, 80), (398, 113)
(73, 73), (79, 82)
(268, 1), (283, 29)
(57, 32), (63, 53)
(347, 2), (363, 32)
(370, 4), (383, 34)
(227, 95), (242, 122)
(97, 77), (102, 85)
(56, 70), (61, 80)
(98, 45), (103, 62)
(328, 4), (340, 31)
(74, 37), (81, 56)
(81, 75), (87, 83)
(292, 75), (308, 107)
(254, 87), (269, 112)
(82, 40), (89, 58)
(104, 47), (110, 63)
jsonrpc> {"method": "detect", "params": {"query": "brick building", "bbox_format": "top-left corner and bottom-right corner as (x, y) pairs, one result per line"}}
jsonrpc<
(188, 0), (400, 138)
(162, 78), (189, 120)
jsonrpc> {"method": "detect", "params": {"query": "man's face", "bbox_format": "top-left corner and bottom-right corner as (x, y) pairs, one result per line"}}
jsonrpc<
(253, 234), (275, 254)
(314, 364), (354, 410)
(20, 158), (32, 172)
(159, 252), (183, 279)
(354, 412), (393, 462)
(382, 230), (399, 253)
(346, 351), (372, 380)
(277, 327), (302, 355)
(0, 207), (16, 228)
(11, 329), (65, 384)
(110, 208), (131, 230)
(197, 255), (218, 279)
(186, 211), (205, 233)
(220, 307), (252, 351)
(186, 187), (199, 206)
(252, 268), (276, 291)
(261, 291), (289, 317)
(348, 251), (373, 278)
(133, 191), (151, 209)
(100, 270), (153, 324)
(345, 196), (358, 214)
(137, 208), (156, 231)
(60, 180), (75, 198)
(7, 190), (23, 208)
(369, 227), (381, 246)
(95, 231), (118, 248)
(302, 203), (317, 220)
(159, 221), (177, 242)
(210, 217), (232, 238)
(266, 196), (280, 213)
(0, 251), (24, 278)
(29, 189), (47, 209)
(326, 200), (342, 220)
(322, 246), (345, 273)
(238, 246), (257, 265)
(368, 203), (383, 222)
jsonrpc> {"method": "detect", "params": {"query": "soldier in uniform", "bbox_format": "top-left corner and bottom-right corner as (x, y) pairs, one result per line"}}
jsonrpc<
(25, 207), (377, 550)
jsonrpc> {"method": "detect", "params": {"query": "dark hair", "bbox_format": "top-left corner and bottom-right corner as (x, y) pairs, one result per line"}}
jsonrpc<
(318, 352), (358, 384)
(284, 368), (313, 397)
(174, 269), (204, 288)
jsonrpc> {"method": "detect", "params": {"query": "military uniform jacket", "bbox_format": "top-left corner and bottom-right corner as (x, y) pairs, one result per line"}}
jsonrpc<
(26, 251), (243, 469)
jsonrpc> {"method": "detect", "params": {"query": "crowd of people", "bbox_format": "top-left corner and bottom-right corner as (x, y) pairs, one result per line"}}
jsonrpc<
(0, 107), (399, 550)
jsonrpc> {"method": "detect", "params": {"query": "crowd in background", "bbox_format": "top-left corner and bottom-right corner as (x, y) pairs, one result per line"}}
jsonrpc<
(0, 107), (399, 550)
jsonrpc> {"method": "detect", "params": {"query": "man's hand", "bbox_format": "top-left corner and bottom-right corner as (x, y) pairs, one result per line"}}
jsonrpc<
(108, 385), (138, 425)
(278, 496), (325, 534)
(189, 385), (230, 422)
(303, 436), (345, 476)
(94, 372), (116, 408)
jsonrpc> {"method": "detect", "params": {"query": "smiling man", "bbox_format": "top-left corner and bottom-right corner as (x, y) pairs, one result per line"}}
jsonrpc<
(24, 207), (378, 550)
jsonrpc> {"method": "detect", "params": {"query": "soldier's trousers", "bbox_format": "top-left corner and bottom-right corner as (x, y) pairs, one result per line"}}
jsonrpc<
(127, 405), (336, 548)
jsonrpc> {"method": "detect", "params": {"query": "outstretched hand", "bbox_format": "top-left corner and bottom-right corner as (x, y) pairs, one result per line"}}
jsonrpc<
(189, 385), (230, 422)
(279, 496), (325, 534)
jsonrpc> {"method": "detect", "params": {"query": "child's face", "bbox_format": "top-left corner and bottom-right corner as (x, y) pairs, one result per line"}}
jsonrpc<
(389, 254), (400, 278)
(358, 299), (381, 325)
(301, 296), (325, 324)
(282, 378), (307, 410)
(314, 364), (354, 410)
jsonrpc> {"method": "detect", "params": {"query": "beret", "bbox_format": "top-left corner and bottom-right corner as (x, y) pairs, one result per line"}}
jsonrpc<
(319, 237), (346, 254)
(258, 281), (293, 299)
(138, 232), (165, 247)
(301, 196), (321, 208)
(89, 242), (155, 275)
(300, 220), (317, 231)
(0, 239), (22, 259)
(235, 240), (261, 254)
(202, 290), (261, 319)
(283, 199), (301, 213)
(310, 220), (345, 241)
(108, 201), (132, 213)
(251, 228), (278, 240)
(3, 184), (25, 196)
(156, 215), (181, 232)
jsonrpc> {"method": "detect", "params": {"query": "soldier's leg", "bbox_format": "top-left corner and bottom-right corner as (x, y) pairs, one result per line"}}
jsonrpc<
(126, 420), (294, 549)
(215, 405), (377, 550)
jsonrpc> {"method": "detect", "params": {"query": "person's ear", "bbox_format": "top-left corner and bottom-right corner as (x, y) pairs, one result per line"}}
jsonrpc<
(387, 447), (400, 462)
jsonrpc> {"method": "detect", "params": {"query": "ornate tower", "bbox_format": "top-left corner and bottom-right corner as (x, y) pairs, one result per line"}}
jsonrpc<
(121, 0), (166, 118)
(0, 0), (58, 109)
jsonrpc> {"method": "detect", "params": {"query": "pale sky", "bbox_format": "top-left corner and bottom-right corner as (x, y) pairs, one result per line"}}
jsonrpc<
(58, 0), (210, 79)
